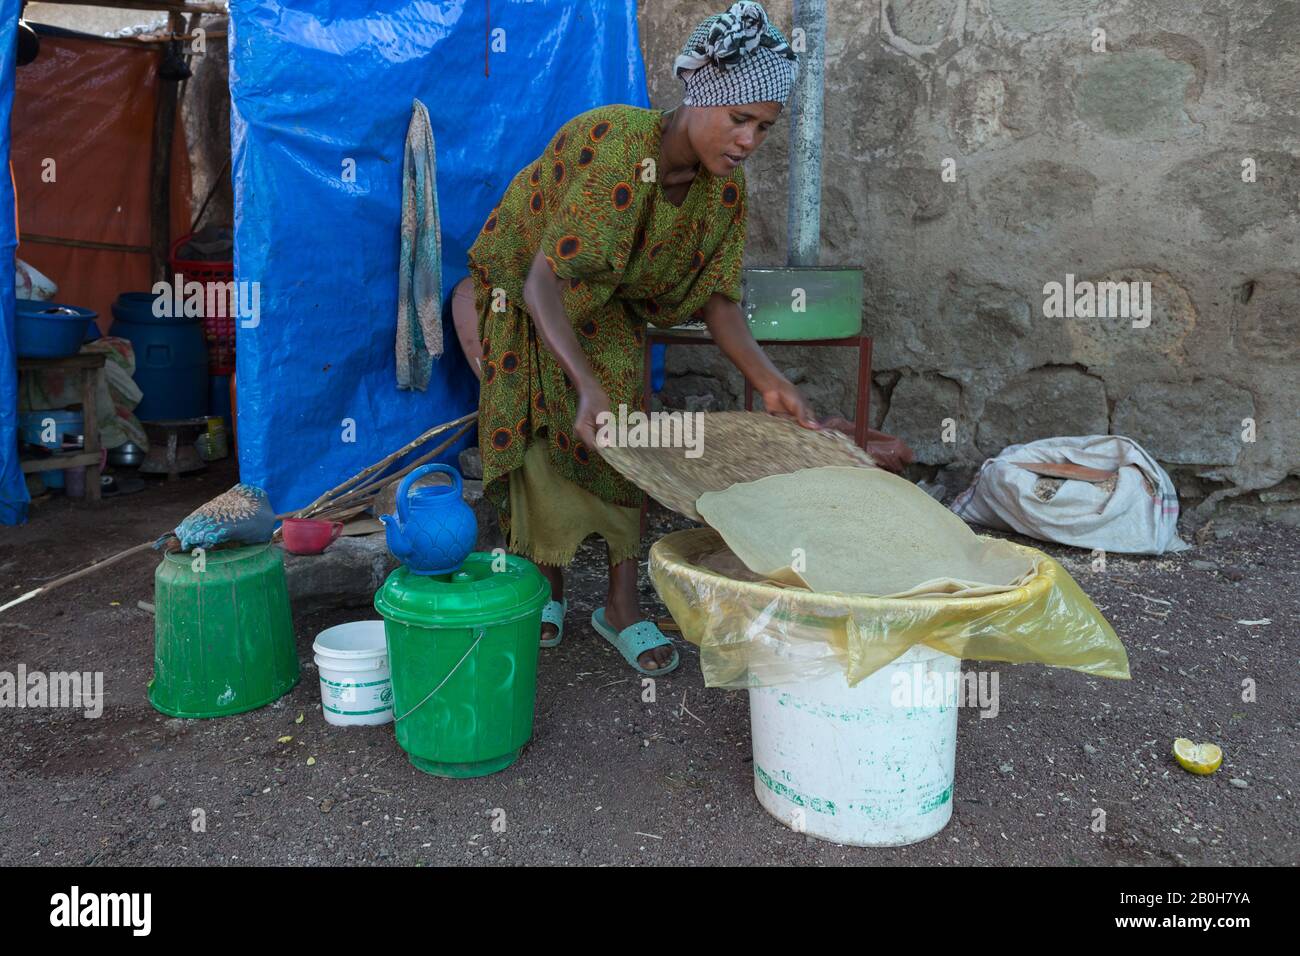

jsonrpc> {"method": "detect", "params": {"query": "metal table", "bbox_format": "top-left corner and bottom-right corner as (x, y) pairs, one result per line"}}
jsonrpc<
(641, 326), (874, 449)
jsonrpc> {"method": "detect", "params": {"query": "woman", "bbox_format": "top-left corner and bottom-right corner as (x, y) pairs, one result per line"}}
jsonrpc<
(451, 2), (822, 674)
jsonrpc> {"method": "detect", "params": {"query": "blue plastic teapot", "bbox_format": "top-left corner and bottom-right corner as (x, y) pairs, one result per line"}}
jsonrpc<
(380, 464), (477, 575)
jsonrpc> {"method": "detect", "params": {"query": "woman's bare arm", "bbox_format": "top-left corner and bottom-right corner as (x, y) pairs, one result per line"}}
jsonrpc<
(522, 248), (611, 447)
(450, 277), (483, 379)
(702, 292), (820, 427)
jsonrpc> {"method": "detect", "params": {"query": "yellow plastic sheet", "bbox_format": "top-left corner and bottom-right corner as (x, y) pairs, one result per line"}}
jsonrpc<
(649, 528), (1130, 688)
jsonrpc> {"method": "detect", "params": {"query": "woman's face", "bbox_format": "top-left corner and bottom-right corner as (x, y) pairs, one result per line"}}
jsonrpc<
(689, 102), (783, 177)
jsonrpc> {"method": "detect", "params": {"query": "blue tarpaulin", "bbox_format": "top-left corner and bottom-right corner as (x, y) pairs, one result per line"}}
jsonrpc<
(229, 0), (653, 513)
(0, 2), (24, 525)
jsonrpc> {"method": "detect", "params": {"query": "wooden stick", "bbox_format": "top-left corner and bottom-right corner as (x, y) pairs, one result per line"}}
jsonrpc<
(290, 411), (475, 516)
(329, 420), (474, 505)
(20, 234), (152, 255)
(297, 428), (471, 521)
(149, 18), (181, 283)
(293, 503), (370, 526)
(293, 412), (474, 513)
(346, 412), (477, 496)
(298, 420), (474, 518)
(0, 542), (156, 615)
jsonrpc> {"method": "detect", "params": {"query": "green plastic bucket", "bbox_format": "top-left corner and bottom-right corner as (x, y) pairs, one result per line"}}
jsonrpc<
(374, 552), (549, 778)
(148, 544), (300, 718)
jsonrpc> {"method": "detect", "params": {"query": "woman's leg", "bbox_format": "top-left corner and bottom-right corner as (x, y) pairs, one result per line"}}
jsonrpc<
(506, 440), (573, 644)
(504, 438), (663, 662)
(451, 276), (483, 379)
(537, 561), (564, 643)
(603, 553), (674, 671)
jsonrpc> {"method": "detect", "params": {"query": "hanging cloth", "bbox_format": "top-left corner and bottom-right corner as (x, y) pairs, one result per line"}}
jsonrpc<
(396, 98), (443, 390)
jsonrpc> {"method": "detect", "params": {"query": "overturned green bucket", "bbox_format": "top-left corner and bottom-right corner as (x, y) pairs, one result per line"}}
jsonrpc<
(148, 544), (300, 718)
(375, 552), (549, 778)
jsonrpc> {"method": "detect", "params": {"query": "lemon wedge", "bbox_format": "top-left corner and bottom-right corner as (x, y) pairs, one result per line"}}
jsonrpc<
(1173, 738), (1222, 775)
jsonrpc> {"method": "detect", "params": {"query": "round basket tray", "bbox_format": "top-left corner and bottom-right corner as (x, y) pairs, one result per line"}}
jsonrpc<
(599, 410), (876, 521)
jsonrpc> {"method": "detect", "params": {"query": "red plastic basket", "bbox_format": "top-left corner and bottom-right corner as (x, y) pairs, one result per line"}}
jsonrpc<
(169, 233), (236, 375)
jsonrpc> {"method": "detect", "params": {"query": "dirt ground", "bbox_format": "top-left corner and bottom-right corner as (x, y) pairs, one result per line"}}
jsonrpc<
(0, 457), (1295, 866)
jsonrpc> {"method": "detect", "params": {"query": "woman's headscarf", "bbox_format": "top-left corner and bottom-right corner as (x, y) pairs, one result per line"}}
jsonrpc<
(674, 1), (799, 108)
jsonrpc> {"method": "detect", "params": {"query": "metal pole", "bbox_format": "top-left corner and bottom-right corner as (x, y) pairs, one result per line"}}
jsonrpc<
(787, 0), (826, 267)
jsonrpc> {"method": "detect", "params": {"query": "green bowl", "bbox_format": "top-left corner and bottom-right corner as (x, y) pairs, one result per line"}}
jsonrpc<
(742, 267), (863, 341)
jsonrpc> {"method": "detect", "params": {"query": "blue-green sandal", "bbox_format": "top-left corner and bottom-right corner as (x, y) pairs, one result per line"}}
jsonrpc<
(539, 597), (567, 648)
(591, 607), (680, 676)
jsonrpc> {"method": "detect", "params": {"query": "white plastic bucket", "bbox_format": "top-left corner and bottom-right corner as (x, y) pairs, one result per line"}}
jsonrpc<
(312, 621), (394, 727)
(748, 643), (960, 847)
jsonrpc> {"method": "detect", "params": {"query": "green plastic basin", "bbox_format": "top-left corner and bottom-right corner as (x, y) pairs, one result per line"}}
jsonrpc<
(742, 267), (863, 341)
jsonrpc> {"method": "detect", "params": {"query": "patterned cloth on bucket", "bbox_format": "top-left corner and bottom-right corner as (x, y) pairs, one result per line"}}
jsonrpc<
(155, 483), (276, 551)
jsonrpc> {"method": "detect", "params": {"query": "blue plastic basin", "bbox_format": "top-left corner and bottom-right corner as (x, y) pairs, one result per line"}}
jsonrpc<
(16, 300), (96, 358)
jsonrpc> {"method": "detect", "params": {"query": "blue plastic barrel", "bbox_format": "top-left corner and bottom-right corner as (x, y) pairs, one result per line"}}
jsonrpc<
(111, 293), (209, 422)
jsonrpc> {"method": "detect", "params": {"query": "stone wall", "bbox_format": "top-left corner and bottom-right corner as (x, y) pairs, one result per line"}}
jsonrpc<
(637, 0), (1300, 521)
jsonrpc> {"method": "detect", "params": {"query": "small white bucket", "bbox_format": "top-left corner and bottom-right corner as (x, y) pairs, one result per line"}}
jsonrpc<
(748, 643), (960, 847)
(312, 621), (394, 727)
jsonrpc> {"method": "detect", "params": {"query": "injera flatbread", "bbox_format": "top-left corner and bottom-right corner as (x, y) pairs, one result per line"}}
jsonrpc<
(598, 411), (876, 521)
(695, 465), (1039, 599)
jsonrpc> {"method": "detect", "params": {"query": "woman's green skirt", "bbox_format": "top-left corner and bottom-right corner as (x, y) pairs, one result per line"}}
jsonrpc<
(506, 439), (641, 567)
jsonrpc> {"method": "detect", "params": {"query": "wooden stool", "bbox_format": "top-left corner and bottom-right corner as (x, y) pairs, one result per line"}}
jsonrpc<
(141, 417), (209, 480)
(17, 353), (107, 504)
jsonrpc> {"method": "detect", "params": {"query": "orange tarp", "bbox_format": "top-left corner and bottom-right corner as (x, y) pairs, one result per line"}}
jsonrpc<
(12, 30), (192, 332)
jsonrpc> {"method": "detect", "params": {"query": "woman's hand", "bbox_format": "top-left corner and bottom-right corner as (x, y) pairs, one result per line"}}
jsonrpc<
(701, 295), (821, 430)
(574, 382), (613, 451)
(761, 378), (821, 430)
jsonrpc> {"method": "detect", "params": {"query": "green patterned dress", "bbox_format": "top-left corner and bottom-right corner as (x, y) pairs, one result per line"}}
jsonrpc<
(467, 104), (747, 555)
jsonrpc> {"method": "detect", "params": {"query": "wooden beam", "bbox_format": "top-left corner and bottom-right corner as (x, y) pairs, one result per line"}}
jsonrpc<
(20, 233), (151, 255)
(148, 11), (184, 282)
(30, 0), (228, 14)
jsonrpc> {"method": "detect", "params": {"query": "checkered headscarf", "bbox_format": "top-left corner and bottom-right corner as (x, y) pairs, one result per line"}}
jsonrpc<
(674, 2), (799, 107)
